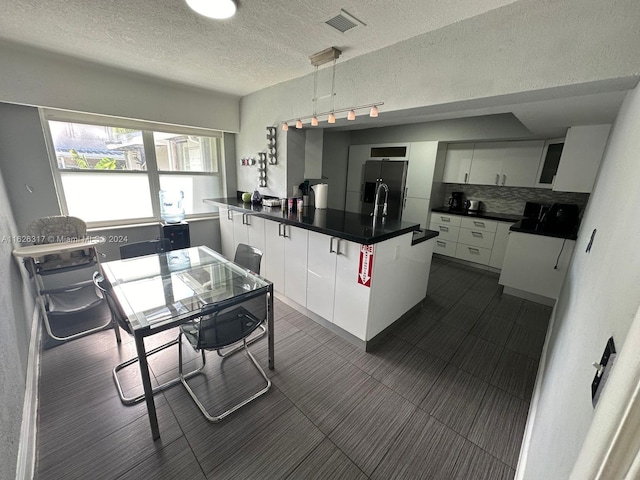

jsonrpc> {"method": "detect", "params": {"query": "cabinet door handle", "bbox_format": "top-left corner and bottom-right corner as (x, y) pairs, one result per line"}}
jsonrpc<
(468, 247), (480, 254)
(336, 238), (343, 255)
(439, 226), (449, 232)
(495, 174), (500, 185)
(278, 223), (282, 237)
(464, 173), (468, 183)
(502, 174), (507, 186)
(472, 231), (483, 238)
(441, 216), (450, 222)
(473, 221), (485, 227)
(227, 209), (233, 220)
(282, 224), (289, 238)
(436, 240), (446, 247)
(329, 237), (336, 253)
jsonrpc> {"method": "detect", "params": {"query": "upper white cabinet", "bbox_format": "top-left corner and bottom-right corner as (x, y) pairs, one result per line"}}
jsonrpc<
(534, 138), (565, 189)
(468, 141), (544, 187)
(442, 143), (473, 184)
(553, 124), (611, 193)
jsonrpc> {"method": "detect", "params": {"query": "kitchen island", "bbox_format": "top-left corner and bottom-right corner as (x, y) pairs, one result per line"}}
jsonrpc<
(204, 197), (438, 349)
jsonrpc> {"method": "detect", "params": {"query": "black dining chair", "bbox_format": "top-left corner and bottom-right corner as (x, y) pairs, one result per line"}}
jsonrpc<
(93, 271), (204, 405)
(119, 238), (171, 260)
(216, 243), (266, 358)
(178, 288), (271, 422)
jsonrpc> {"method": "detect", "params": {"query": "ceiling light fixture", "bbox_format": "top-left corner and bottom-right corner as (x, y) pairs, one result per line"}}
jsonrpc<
(186, 0), (237, 19)
(280, 46), (383, 130)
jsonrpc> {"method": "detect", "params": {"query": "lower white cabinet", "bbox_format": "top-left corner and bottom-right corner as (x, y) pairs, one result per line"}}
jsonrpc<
(306, 231), (371, 338)
(499, 232), (575, 302)
(488, 222), (511, 269)
(219, 207), (266, 262)
(264, 220), (308, 306)
(218, 206), (235, 259)
(430, 212), (514, 269)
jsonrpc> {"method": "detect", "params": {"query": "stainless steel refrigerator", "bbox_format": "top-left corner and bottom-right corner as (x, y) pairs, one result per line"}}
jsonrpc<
(361, 160), (408, 220)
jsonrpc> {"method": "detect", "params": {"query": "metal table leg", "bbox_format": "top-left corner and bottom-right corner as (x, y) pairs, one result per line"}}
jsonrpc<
(268, 284), (274, 370)
(135, 333), (160, 440)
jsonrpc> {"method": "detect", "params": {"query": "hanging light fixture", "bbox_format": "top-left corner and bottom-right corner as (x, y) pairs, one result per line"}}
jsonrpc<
(186, 0), (237, 19)
(279, 47), (383, 128)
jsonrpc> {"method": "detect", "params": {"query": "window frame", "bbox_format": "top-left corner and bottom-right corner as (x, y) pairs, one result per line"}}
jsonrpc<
(40, 109), (225, 228)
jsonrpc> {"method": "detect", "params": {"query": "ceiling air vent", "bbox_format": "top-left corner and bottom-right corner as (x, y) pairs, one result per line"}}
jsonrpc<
(325, 9), (365, 33)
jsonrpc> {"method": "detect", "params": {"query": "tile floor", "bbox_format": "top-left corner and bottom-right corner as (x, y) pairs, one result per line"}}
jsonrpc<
(34, 255), (551, 479)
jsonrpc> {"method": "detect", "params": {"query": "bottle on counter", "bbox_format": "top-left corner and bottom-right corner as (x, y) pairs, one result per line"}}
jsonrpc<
(251, 188), (262, 204)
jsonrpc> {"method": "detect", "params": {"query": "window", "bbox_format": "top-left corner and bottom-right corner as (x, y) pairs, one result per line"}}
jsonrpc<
(43, 111), (225, 226)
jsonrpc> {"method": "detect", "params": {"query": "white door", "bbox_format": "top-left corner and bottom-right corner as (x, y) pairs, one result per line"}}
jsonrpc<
(306, 231), (338, 322)
(442, 143), (473, 184)
(218, 206), (235, 259)
(263, 220), (285, 293)
(284, 225), (308, 307)
(403, 198), (430, 228)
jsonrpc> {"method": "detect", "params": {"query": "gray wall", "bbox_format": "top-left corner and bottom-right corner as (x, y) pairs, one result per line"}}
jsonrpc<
(0, 167), (34, 480)
(519, 83), (640, 479)
(322, 130), (351, 210)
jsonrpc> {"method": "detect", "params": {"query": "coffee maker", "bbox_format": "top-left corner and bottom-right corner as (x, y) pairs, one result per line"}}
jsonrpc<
(448, 191), (465, 211)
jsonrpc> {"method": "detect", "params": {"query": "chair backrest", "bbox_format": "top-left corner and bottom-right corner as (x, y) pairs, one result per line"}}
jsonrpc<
(25, 215), (94, 273)
(119, 238), (171, 259)
(234, 243), (262, 274)
(92, 272), (132, 335)
(189, 289), (267, 350)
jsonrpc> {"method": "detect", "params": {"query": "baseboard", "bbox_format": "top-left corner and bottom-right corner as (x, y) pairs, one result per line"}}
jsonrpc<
(502, 286), (556, 306)
(15, 306), (41, 480)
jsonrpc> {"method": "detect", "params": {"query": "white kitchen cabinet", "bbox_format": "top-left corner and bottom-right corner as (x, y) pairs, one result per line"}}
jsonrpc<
(442, 143), (473, 184)
(263, 219), (308, 306)
(232, 210), (248, 248)
(488, 222), (513, 269)
(306, 232), (370, 338)
(499, 231), (575, 303)
(468, 141), (544, 187)
(306, 231), (339, 322)
(344, 191), (361, 214)
(263, 220), (285, 293)
(553, 124), (611, 193)
(218, 206), (235, 259)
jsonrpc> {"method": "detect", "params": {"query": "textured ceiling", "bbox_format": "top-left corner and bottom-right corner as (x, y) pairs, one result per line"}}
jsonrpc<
(0, 0), (521, 96)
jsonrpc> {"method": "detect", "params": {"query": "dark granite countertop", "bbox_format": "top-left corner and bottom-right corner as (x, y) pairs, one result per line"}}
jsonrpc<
(205, 198), (439, 245)
(431, 206), (521, 223)
(509, 219), (579, 240)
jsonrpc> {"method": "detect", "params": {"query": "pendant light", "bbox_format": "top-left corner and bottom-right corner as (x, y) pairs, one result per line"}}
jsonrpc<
(186, 0), (237, 19)
(278, 47), (383, 129)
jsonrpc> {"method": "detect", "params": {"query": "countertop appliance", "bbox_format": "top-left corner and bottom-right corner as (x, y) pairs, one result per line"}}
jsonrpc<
(464, 199), (482, 213)
(542, 203), (580, 234)
(361, 160), (407, 220)
(448, 191), (464, 212)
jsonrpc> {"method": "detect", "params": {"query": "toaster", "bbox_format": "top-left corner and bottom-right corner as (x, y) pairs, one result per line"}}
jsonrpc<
(465, 200), (482, 212)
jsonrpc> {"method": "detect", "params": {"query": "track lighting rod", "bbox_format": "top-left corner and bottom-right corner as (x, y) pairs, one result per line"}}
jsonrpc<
(281, 102), (383, 125)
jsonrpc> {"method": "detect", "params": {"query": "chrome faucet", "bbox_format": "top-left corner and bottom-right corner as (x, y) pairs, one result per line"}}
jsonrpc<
(371, 182), (389, 217)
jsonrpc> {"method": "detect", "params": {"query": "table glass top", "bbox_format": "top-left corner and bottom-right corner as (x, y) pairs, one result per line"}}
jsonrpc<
(101, 246), (271, 330)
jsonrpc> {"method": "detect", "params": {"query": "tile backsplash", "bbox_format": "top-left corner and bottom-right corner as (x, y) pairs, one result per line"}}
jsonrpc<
(442, 184), (590, 216)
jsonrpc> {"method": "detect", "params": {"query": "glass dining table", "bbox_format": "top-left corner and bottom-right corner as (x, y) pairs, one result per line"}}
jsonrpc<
(100, 245), (274, 440)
